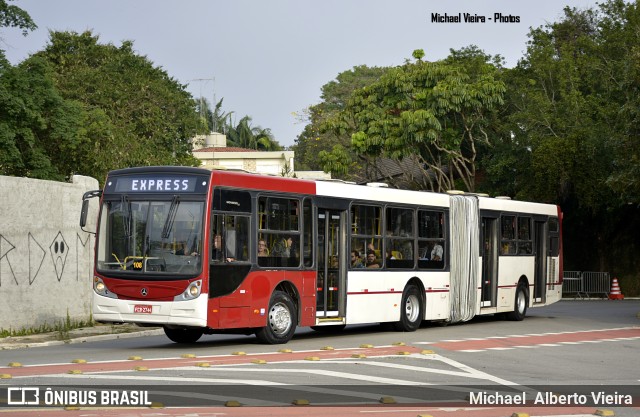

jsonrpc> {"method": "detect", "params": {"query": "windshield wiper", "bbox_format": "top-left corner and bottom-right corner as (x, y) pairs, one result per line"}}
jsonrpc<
(162, 195), (180, 239)
(121, 195), (131, 237)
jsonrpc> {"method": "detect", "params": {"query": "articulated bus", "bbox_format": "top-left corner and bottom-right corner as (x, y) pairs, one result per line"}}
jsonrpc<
(80, 166), (563, 344)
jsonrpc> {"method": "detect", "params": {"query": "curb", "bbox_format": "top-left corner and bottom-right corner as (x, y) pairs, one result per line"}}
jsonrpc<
(0, 328), (164, 350)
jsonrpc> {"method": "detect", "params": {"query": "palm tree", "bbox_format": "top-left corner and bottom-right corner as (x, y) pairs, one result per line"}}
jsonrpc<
(227, 116), (282, 151)
(254, 127), (281, 151)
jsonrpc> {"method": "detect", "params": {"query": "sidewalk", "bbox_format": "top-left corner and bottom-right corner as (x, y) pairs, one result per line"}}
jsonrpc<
(0, 324), (163, 350)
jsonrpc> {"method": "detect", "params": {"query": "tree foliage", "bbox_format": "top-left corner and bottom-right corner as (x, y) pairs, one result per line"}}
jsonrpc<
(481, 0), (640, 274)
(195, 97), (282, 151)
(321, 49), (505, 192)
(0, 56), (86, 179)
(292, 65), (387, 173)
(297, 0), (640, 278)
(487, 6), (615, 208)
(226, 115), (281, 151)
(0, 0), (36, 37)
(0, 30), (205, 183)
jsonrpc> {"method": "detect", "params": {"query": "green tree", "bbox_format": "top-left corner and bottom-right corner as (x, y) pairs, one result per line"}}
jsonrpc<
(194, 97), (235, 136)
(293, 65), (387, 175)
(493, 7), (616, 208)
(226, 115), (282, 151)
(0, 56), (88, 179)
(0, 3), (99, 181)
(28, 30), (202, 182)
(596, 0), (640, 204)
(322, 50), (505, 192)
(0, 0), (36, 38)
(493, 1), (640, 277)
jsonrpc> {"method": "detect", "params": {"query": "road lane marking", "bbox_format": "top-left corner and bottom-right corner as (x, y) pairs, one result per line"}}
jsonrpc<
(421, 326), (640, 352)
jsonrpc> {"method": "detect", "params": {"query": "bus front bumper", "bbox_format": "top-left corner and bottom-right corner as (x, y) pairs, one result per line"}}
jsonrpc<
(92, 293), (208, 328)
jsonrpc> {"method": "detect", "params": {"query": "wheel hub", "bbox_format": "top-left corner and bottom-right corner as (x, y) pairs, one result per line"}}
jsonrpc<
(405, 294), (420, 322)
(269, 303), (292, 335)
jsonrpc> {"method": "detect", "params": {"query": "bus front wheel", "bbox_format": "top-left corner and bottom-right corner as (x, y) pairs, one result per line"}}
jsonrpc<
(255, 290), (297, 344)
(393, 285), (423, 332)
(163, 326), (204, 343)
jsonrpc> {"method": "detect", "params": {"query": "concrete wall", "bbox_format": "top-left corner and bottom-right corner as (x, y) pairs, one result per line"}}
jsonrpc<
(0, 175), (99, 331)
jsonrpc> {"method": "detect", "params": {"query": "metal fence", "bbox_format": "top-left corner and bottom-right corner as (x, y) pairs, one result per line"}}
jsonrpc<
(562, 271), (611, 299)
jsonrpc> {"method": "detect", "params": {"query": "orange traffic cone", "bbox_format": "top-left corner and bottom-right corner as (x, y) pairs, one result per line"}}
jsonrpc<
(609, 277), (624, 300)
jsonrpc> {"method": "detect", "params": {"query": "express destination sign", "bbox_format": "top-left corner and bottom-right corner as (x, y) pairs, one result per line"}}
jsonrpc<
(105, 175), (209, 194)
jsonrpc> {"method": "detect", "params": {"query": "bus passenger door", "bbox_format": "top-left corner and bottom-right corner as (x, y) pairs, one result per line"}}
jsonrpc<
(481, 216), (498, 307)
(316, 208), (347, 320)
(533, 220), (547, 303)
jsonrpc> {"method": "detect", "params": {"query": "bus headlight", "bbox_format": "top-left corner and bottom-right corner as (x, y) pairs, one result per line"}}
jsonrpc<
(189, 284), (200, 297)
(94, 277), (118, 299)
(175, 280), (202, 301)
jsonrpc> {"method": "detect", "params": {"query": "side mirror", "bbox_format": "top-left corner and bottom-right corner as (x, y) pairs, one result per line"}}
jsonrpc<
(80, 199), (89, 228)
(80, 189), (102, 233)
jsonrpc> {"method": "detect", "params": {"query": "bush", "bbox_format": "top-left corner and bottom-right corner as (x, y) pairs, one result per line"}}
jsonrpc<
(616, 274), (640, 297)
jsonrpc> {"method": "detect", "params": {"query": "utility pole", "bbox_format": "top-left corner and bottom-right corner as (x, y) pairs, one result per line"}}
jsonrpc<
(189, 77), (215, 131)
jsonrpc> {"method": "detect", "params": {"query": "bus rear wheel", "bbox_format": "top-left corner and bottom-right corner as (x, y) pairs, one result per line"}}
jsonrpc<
(163, 326), (204, 343)
(506, 283), (528, 321)
(393, 285), (423, 332)
(255, 290), (297, 344)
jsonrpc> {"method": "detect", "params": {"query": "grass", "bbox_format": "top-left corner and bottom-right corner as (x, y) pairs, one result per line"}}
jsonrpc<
(0, 311), (94, 340)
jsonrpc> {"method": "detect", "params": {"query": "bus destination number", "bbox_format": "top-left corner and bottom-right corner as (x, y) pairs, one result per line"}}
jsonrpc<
(134, 305), (153, 314)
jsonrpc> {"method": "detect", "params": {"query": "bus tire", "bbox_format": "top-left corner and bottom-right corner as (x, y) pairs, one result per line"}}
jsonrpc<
(163, 326), (204, 343)
(507, 283), (528, 321)
(393, 285), (423, 332)
(255, 290), (297, 344)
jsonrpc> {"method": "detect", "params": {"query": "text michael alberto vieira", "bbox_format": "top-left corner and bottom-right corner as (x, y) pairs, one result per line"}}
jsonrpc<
(431, 12), (520, 23)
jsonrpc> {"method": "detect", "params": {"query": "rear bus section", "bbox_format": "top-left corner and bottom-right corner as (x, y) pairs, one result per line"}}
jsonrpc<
(476, 197), (563, 320)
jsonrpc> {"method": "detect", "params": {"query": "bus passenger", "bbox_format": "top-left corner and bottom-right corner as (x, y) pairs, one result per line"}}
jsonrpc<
(174, 231), (197, 256)
(273, 236), (294, 257)
(258, 239), (269, 257)
(212, 234), (234, 262)
(351, 250), (364, 268)
(365, 250), (380, 269)
(431, 242), (443, 261)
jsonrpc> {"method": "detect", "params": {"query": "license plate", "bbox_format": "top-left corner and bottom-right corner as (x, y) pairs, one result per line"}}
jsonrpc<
(133, 305), (153, 314)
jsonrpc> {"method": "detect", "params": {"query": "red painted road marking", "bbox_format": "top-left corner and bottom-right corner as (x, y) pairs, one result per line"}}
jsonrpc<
(431, 327), (640, 351)
(0, 345), (423, 377)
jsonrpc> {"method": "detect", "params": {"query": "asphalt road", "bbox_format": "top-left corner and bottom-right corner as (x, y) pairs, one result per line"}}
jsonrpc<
(1, 299), (639, 417)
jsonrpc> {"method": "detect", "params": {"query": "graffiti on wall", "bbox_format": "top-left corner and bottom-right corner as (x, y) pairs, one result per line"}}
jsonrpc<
(0, 231), (92, 287)
(0, 235), (18, 286)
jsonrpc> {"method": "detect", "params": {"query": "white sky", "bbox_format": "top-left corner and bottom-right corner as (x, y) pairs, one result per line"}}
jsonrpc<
(1, 0), (600, 147)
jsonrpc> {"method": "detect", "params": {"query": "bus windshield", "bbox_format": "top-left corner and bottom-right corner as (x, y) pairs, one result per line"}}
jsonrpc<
(96, 198), (205, 276)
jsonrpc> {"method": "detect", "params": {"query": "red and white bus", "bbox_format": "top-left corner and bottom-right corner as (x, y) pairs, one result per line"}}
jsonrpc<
(80, 166), (563, 344)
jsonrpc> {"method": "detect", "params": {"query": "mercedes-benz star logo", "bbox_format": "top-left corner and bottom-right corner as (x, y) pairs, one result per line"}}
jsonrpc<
(141, 288), (148, 296)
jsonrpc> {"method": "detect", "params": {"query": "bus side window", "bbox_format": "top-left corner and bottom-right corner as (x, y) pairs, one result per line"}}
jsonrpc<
(517, 216), (532, 254)
(548, 217), (560, 256)
(350, 204), (382, 270)
(302, 199), (313, 267)
(257, 195), (301, 268)
(417, 209), (446, 269)
(211, 214), (249, 262)
(385, 206), (414, 269)
(500, 215), (517, 255)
